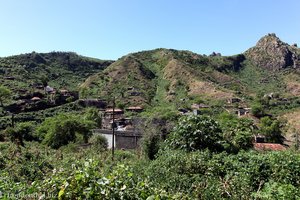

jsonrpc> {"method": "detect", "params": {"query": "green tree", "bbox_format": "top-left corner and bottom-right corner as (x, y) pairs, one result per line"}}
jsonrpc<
(39, 74), (49, 95)
(37, 114), (96, 149)
(4, 122), (37, 146)
(84, 107), (102, 128)
(219, 113), (255, 152)
(79, 87), (89, 99)
(251, 102), (265, 118)
(0, 85), (11, 107)
(260, 116), (284, 143)
(140, 120), (162, 160)
(140, 117), (175, 160)
(166, 115), (224, 152)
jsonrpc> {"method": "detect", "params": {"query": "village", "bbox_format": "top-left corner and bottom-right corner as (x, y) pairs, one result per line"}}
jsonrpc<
(1, 75), (289, 152)
(94, 94), (287, 152)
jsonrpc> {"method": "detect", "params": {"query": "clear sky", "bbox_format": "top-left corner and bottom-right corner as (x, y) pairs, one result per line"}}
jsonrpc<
(0, 0), (299, 60)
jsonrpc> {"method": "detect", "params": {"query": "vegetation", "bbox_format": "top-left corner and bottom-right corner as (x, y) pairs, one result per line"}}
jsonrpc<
(0, 85), (11, 106)
(259, 116), (285, 143)
(89, 134), (108, 152)
(0, 133), (299, 199)
(218, 113), (255, 152)
(4, 121), (37, 146)
(165, 115), (224, 152)
(1, 34), (300, 198)
(38, 114), (95, 149)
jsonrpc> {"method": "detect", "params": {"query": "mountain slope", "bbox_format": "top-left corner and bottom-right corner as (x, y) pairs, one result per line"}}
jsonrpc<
(1, 33), (300, 137)
(81, 48), (246, 109)
(81, 34), (300, 117)
(0, 51), (113, 93)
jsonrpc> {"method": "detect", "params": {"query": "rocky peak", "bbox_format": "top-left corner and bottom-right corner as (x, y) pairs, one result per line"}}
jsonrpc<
(245, 33), (300, 70)
(256, 33), (285, 47)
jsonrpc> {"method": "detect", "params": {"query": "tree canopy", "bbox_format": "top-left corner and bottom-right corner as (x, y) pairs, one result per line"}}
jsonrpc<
(37, 114), (96, 149)
(166, 115), (224, 152)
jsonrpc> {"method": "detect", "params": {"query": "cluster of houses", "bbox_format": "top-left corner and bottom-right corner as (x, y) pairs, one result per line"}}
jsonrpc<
(6, 83), (77, 113)
(94, 106), (144, 149)
(101, 106), (143, 131)
(177, 97), (251, 117)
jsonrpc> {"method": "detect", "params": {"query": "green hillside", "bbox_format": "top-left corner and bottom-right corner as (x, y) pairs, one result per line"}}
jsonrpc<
(1, 34), (300, 124)
(81, 49), (244, 110)
(0, 52), (112, 128)
(0, 51), (113, 93)
(81, 34), (300, 118)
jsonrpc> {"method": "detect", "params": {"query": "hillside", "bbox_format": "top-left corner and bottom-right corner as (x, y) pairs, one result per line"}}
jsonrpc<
(1, 34), (300, 129)
(0, 52), (113, 128)
(81, 49), (245, 110)
(81, 34), (300, 118)
(0, 51), (113, 93)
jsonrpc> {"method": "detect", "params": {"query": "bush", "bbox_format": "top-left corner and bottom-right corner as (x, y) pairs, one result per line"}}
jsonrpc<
(260, 116), (285, 143)
(0, 130), (5, 141)
(114, 150), (137, 161)
(4, 121), (38, 145)
(84, 107), (102, 128)
(140, 120), (162, 160)
(142, 133), (160, 160)
(90, 135), (108, 152)
(252, 102), (265, 118)
(218, 113), (255, 152)
(37, 114), (96, 149)
(255, 181), (300, 199)
(0, 85), (11, 106)
(145, 150), (300, 199)
(165, 115), (224, 152)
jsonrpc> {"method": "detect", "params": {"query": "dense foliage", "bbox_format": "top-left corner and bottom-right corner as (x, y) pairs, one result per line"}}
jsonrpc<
(219, 113), (255, 152)
(4, 121), (37, 146)
(166, 115), (224, 152)
(259, 116), (285, 143)
(1, 140), (300, 199)
(165, 114), (254, 153)
(37, 114), (95, 148)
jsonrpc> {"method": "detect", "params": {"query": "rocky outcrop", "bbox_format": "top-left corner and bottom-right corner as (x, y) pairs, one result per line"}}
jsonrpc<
(245, 33), (300, 70)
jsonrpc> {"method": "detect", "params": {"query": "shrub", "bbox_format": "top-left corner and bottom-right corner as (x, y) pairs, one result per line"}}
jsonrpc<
(38, 114), (96, 149)
(142, 133), (160, 160)
(90, 135), (108, 152)
(113, 150), (137, 161)
(4, 121), (38, 145)
(260, 116), (285, 143)
(251, 102), (265, 118)
(0, 85), (11, 106)
(255, 181), (300, 199)
(218, 113), (255, 152)
(0, 130), (5, 141)
(84, 107), (102, 128)
(140, 122), (162, 160)
(139, 117), (175, 160)
(165, 115), (224, 152)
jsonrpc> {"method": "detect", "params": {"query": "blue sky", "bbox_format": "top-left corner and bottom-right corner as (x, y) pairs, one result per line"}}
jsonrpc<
(0, 0), (299, 60)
